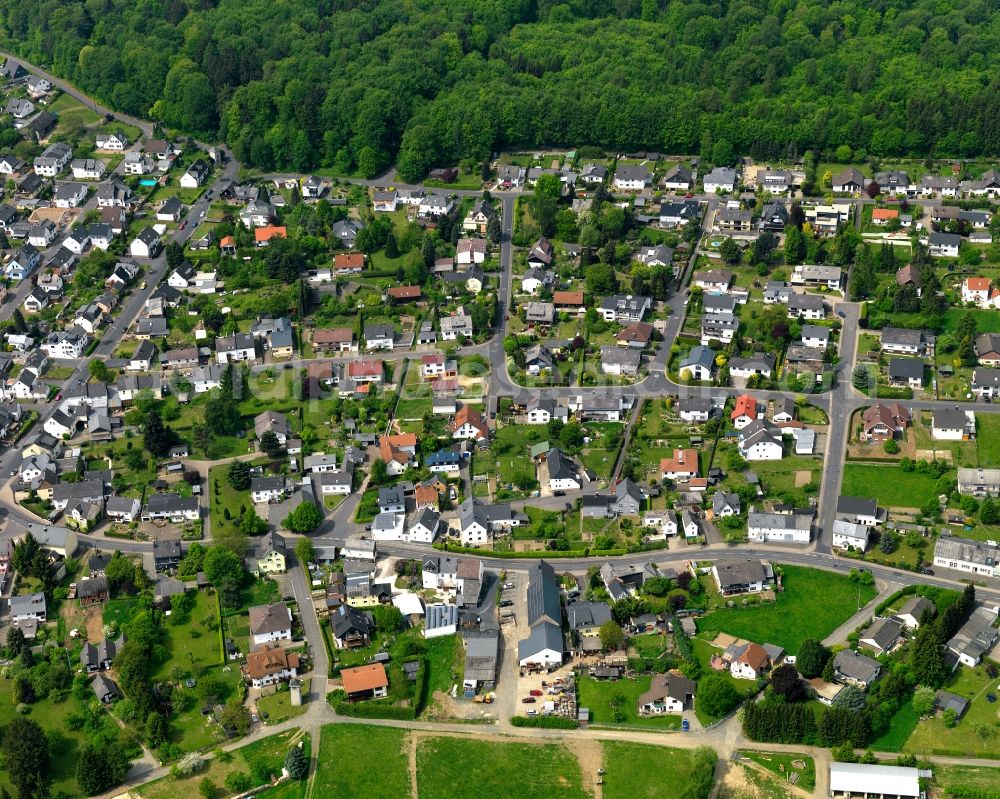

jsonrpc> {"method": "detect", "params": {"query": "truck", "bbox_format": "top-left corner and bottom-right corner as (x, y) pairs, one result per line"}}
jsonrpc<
(473, 693), (494, 704)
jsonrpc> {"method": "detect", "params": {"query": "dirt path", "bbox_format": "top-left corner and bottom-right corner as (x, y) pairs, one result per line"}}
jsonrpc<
(566, 737), (604, 799)
(407, 731), (419, 799)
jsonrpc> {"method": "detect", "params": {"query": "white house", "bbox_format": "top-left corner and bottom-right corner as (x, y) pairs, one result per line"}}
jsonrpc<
(730, 643), (770, 680)
(738, 423), (784, 461)
(931, 408), (975, 441)
(832, 519), (871, 551)
(248, 603), (293, 647)
(703, 167), (737, 193)
(748, 511), (812, 543)
(545, 447), (581, 491)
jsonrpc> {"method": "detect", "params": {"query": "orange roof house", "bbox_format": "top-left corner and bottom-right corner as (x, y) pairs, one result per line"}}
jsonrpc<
(448, 404), (489, 439)
(245, 644), (299, 685)
(219, 235), (236, 251)
(736, 643), (770, 674)
(347, 359), (383, 380)
(731, 394), (759, 424)
(414, 484), (440, 509)
(553, 290), (585, 306)
(660, 448), (699, 479)
(387, 285), (421, 300)
(254, 225), (287, 245)
(334, 252), (365, 272)
(340, 663), (388, 700)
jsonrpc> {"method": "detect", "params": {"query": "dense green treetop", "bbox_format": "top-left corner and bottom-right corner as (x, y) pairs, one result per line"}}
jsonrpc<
(4, 0), (1000, 177)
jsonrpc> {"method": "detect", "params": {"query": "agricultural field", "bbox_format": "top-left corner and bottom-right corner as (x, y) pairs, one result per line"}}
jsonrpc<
(695, 565), (878, 653)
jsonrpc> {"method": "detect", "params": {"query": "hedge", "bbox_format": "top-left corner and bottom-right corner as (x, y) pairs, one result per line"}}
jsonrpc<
(510, 716), (578, 729)
(328, 691), (417, 721)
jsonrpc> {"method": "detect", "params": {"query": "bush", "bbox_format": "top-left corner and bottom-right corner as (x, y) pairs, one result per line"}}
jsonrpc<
(224, 772), (254, 793)
(509, 716), (578, 729)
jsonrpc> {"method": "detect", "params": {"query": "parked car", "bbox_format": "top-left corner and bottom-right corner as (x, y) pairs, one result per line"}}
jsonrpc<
(503, 583), (516, 590)
(521, 697), (536, 704)
(499, 599), (513, 608)
(526, 709), (538, 716)
(529, 689), (543, 697)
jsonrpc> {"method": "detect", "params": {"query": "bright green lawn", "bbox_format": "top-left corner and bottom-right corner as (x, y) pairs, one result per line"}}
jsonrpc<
(869, 698), (920, 752)
(840, 464), (942, 509)
(601, 742), (717, 799)
(903, 660), (1000, 756)
(976, 414), (1000, 468)
(576, 675), (683, 729)
(312, 725), (410, 799)
(695, 565), (878, 652)
(934, 765), (1000, 798)
(416, 736), (586, 799)
(256, 683), (308, 724)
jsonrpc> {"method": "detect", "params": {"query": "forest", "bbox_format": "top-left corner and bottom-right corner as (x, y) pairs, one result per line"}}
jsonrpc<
(2, 0), (1000, 179)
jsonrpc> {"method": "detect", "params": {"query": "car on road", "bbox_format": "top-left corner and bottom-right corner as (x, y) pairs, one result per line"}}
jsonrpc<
(179, 221), (186, 229)
(553, 490), (565, 497)
(920, 568), (934, 575)
(837, 310), (846, 318)
(521, 697), (536, 704)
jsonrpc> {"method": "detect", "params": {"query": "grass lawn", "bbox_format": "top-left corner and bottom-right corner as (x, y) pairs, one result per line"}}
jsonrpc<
(840, 464), (941, 509)
(137, 729), (307, 799)
(740, 751), (816, 791)
(869, 698), (920, 751)
(208, 459), (267, 533)
(942, 307), (1000, 335)
(977, 414), (1000, 467)
(416, 736), (586, 799)
(601, 742), (716, 799)
(695, 565), (878, 653)
(256, 683), (308, 723)
(0, 679), (101, 797)
(903, 659), (1000, 756)
(576, 675), (682, 729)
(312, 725), (410, 799)
(148, 589), (224, 680)
(934, 765), (1000, 798)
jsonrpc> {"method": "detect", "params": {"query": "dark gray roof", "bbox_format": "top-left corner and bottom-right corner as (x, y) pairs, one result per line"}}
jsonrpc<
(833, 649), (880, 683)
(525, 560), (561, 627)
(517, 620), (563, 661)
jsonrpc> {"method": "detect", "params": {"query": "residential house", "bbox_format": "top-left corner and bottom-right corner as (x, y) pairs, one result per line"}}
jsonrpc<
(957, 467), (1000, 497)
(598, 294), (651, 323)
(946, 606), (999, 667)
(974, 333), (1000, 366)
(248, 602), (293, 646)
(545, 447), (580, 491)
(143, 494), (199, 522)
(887, 358), (924, 389)
(896, 597), (935, 630)
(882, 327), (935, 357)
(730, 643), (771, 680)
(861, 402), (910, 442)
(832, 650), (881, 688)
(600, 346), (641, 376)
(449, 404), (489, 441)
(660, 448), (699, 481)
(680, 346), (715, 381)
(930, 232), (961, 258)
(859, 617), (904, 655)
(712, 558), (772, 595)
(703, 167), (737, 193)
(837, 496), (884, 527)
(729, 353), (775, 379)
(747, 510), (812, 543)
(340, 663), (388, 700)
(216, 332), (256, 364)
(931, 408), (975, 440)
(738, 420), (784, 461)
(972, 368), (1000, 398)
(832, 519), (871, 551)
(245, 644), (299, 688)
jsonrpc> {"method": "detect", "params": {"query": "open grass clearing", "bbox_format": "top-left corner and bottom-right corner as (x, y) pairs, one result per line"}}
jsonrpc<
(601, 741), (716, 799)
(416, 735), (586, 799)
(312, 725), (410, 799)
(840, 464), (941, 509)
(695, 565), (878, 653)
